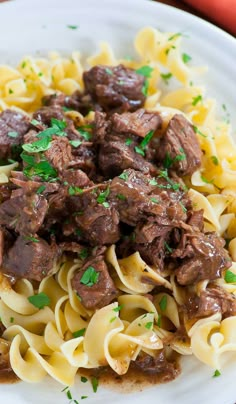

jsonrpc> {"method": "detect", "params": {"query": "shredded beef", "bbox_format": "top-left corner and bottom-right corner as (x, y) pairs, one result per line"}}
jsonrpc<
(133, 350), (179, 381)
(0, 109), (30, 160)
(44, 136), (72, 172)
(156, 114), (202, 176)
(71, 253), (118, 309)
(83, 64), (146, 112)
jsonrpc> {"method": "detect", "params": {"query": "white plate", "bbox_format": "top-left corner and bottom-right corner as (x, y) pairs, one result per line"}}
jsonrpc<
(0, 0), (236, 403)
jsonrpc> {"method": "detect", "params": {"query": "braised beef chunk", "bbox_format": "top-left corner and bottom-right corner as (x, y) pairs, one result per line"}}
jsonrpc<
(187, 209), (204, 231)
(0, 184), (13, 204)
(156, 114), (202, 176)
(133, 350), (179, 381)
(83, 64), (146, 112)
(32, 106), (65, 126)
(69, 189), (120, 246)
(187, 287), (236, 319)
(44, 136), (72, 172)
(0, 338), (11, 373)
(61, 169), (91, 188)
(71, 254), (118, 309)
(0, 193), (48, 235)
(2, 235), (58, 281)
(175, 232), (231, 285)
(0, 109), (30, 160)
(0, 228), (15, 267)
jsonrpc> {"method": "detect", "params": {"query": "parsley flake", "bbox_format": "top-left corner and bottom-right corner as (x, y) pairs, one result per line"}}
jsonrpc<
(79, 248), (88, 260)
(182, 53), (192, 63)
(67, 25), (78, 30)
(36, 185), (46, 194)
(192, 95), (202, 106)
(70, 140), (82, 148)
(73, 328), (86, 338)
(211, 156), (219, 166)
(7, 131), (19, 138)
(28, 292), (51, 309)
(168, 32), (182, 41)
(213, 369), (221, 378)
(81, 376), (88, 383)
(150, 197), (159, 204)
(68, 186), (83, 196)
(141, 79), (149, 96)
(224, 270), (236, 283)
(113, 305), (123, 312)
(164, 242), (173, 254)
(135, 65), (153, 78)
(160, 72), (172, 84)
(145, 321), (153, 330)
(125, 138), (133, 146)
(24, 236), (40, 243)
(22, 136), (52, 153)
(78, 127), (92, 141)
(116, 193), (126, 201)
(201, 175), (214, 184)
(105, 68), (113, 75)
(80, 266), (99, 287)
(193, 125), (207, 138)
(159, 295), (167, 311)
(135, 130), (154, 157)
(91, 377), (99, 393)
(97, 187), (110, 204)
(119, 172), (129, 181)
(110, 316), (117, 323)
(149, 178), (158, 186)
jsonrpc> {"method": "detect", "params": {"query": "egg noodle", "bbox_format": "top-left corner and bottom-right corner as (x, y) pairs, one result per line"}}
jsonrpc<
(0, 27), (236, 386)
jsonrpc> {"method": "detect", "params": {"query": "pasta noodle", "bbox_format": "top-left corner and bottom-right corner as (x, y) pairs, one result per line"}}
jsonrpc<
(0, 26), (236, 389)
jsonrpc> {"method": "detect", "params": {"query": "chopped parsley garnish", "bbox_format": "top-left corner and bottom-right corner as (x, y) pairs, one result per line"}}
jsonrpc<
(73, 328), (86, 338)
(192, 95), (202, 106)
(119, 172), (129, 181)
(116, 193), (126, 201)
(179, 201), (187, 213)
(157, 314), (161, 327)
(80, 266), (99, 287)
(168, 32), (182, 41)
(211, 156), (219, 166)
(125, 138), (133, 146)
(28, 292), (51, 309)
(31, 119), (41, 126)
(102, 201), (110, 208)
(158, 169), (180, 191)
(145, 321), (153, 330)
(22, 136), (52, 153)
(50, 117), (67, 133)
(81, 376), (88, 383)
(7, 131), (19, 138)
(201, 175), (214, 184)
(70, 139), (82, 148)
(150, 197), (159, 204)
(224, 270), (236, 283)
(160, 72), (172, 84)
(24, 235), (40, 243)
(193, 125), (207, 138)
(36, 185), (46, 194)
(78, 127), (92, 141)
(164, 242), (173, 254)
(97, 187), (110, 204)
(113, 305), (123, 312)
(182, 53), (192, 63)
(79, 248), (88, 260)
(141, 79), (149, 96)
(38, 72), (43, 77)
(23, 159), (57, 182)
(149, 178), (158, 186)
(165, 45), (176, 55)
(135, 65), (153, 78)
(62, 106), (74, 112)
(110, 316), (117, 323)
(10, 317), (14, 323)
(105, 67), (113, 75)
(8, 88), (14, 94)
(91, 377), (99, 393)
(159, 295), (167, 311)
(81, 396), (88, 400)
(213, 369), (221, 378)
(67, 25), (78, 29)
(68, 186), (83, 195)
(66, 390), (72, 400)
(164, 149), (186, 169)
(21, 61), (26, 68)
(135, 130), (154, 156)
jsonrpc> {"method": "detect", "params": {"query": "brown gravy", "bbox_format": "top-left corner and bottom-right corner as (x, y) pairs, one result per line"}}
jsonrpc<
(0, 369), (19, 384)
(80, 355), (181, 393)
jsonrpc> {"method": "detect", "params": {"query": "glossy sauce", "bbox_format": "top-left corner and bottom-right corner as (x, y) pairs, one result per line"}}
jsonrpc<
(0, 369), (19, 384)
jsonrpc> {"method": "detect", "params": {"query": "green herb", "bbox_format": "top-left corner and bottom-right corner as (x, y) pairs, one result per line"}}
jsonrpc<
(21, 61), (26, 68)
(80, 266), (99, 287)
(125, 138), (133, 146)
(134, 146), (145, 156)
(10, 317), (14, 323)
(73, 328), (86, 338)
(158, 169), (180, 191)
(159, 295), (167, 311)
(75, 229), (82, 237)
(76, 292), (82, 302)
(145, 321), (153, 330)
(36, 185), (46, 194)
(78, 127), (92, 141)
(113, 305), (123, 312)
(157, 314), (161, 327)
(134, 130), (154, 157)
(97, 187), (110, 204)
(81, 376), (88, 383)
(8, 159), (17, 164)
(192, 95), (202, 106)
(67, 390), (72, 400)
(8, 88), (14, 94)
(211, 156), (219, 166)
(7, 131), (19, 138)
(149, 178), (158, 186)
(31, 119), (41, 126)
(201, 175), (214, 184)
(179, 201), (187, 213)
(150, 197), (159, 204)
(79, 248), (88, 260)
(81, 396), (88, 400)
(28, 292), (51, 309)
(135, 65), (153, 78)
(61, 386), (69, 392)
(22, 136), (52, 153)
(116, 193), (126, 201)
(38, 72), (43, 77)
(160, 72), (172, 84)
(102, 201), (110, 208)
(110, 316), (117, 323)
(224, 270), (236, 283)
(119, 172), (129, 181)
(105, 67), (113, 75)
(182, 53), (191, 63)
(168, 32), (182, 41)
(23, 159), (57, 182)
(70, 139), (82, 148)
(193, 125), (207, 138)
(62, 106), (74, 112)
(141, 79), (149, 96)
(68, 186), (83, 195)
(91, 377), (99, 393)
(67, 25), (78, 29)
(165, 45), (176, 55)
(24, 236), (40, 243)
(213, 369), (221, 378)
(164, 242), (173, 254)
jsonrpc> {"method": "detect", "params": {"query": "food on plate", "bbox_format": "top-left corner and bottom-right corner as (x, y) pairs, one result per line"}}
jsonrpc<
(0, 27), (236, 387)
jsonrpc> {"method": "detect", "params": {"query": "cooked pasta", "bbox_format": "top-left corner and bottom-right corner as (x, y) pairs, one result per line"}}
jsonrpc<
(0, 26), (236, 388)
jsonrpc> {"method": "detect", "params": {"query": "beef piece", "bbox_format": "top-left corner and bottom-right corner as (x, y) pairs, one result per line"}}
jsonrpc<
(133, 350), (179, 381)
(0, 193), (48, 235)
(110, 109), (162, 138)
(186, 287), (236, 319)
(59, 242), (86, 254)
(44, 136), (72, 172)
(2, 235), (59, 281)
(175, 232), (231, 285)
(83, 64), (146, 112)
(0, 228), (15, 267)
(0, 338), (11, 373)
(42, 93), (67, 108)
(187, 209), (204, 231)
(69, 189), (120, 246)
(42, 92), (93, 115)
(70, 144), (96, 177)
(32, 106), (64, 126)
(43, 186), (68, 231)
(134, 234), (168, 270)
(0, 109), (30, 160)
(156, 114), (202, 176)
(61, 169), (91, 188)
(71, 254), (118, 309)
(10, 171), (60, 195)
(0, 184), (12, 203)
(0, 323), (5, 336)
